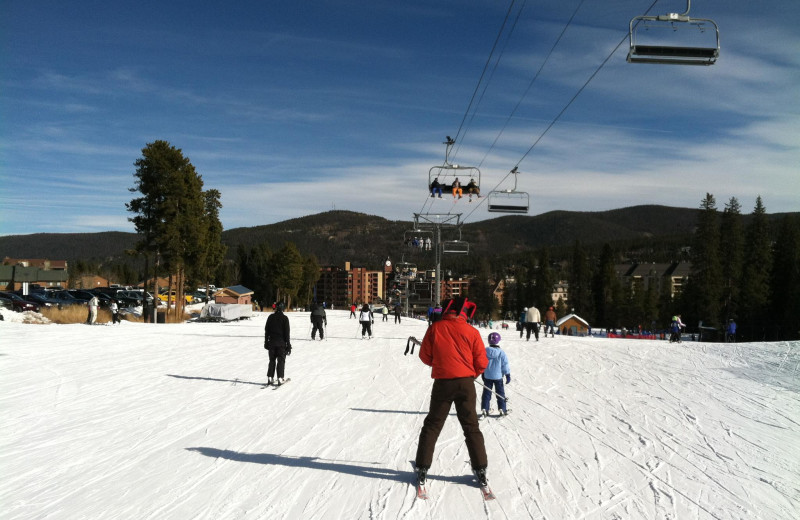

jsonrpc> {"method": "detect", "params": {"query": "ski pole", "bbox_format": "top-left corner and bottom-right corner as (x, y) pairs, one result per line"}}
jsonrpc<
(405, 336), (421, 355)
(474, 379), (509, 402)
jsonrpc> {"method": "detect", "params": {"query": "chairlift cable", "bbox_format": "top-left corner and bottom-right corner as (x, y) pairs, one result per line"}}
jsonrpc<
(512, 2), (658, 169)
(451, 0), (518, 150)
(477, 0), (588, 169)
(461, 2), (659, 226)
(452, 0), (528, 162)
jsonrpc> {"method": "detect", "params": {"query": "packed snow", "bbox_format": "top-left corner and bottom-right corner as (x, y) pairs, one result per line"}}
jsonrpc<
(2, 308), (798, 519)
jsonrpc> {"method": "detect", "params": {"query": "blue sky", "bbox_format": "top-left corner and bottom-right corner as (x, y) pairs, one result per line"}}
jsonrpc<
(2, 0), (798, 236)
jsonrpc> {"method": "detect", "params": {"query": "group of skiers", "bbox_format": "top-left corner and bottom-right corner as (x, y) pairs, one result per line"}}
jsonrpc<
(516, 305), (558, 341)
(263, 296), (509, 491)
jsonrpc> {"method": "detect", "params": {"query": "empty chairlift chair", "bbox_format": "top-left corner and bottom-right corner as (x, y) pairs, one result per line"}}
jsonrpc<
(487, 167), (529, 214)
(627, 1), (720, 65)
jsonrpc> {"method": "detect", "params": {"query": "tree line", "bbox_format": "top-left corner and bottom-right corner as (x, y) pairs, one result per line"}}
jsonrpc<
(485, 195), (799, 342)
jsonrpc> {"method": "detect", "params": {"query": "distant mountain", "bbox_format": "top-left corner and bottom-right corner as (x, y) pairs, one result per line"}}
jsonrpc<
(0, 205), (793, 267)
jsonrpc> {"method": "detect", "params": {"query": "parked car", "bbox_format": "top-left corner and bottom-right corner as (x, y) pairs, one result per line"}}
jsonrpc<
(158, 291), (195, 304)
(49, 290), (84, 305)
(0, 291), (41, 313)
(23, 292), (64, 309)
(0, 294), (14, 311)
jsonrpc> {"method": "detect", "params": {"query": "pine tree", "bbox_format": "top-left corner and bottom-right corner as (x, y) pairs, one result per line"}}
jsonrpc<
(687, 193), (723, 329)
(769, 215), (800, 340)
(720, 197), (744, 324)
(272, 242), (304, 309)
(532, 248), (555, 311)
(592, 244), (620, 329)
(739, 197), (772, 341)
(568, 241), (593, 321)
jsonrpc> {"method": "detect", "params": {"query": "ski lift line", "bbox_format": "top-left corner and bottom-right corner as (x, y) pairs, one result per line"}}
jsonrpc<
(512, 23), (639, 170)
(453, 0), (529, 162)
(451, 0), (518, 151)
(477, 0), (588, 169)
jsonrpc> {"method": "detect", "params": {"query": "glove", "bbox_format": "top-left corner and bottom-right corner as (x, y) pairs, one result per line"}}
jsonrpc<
(371, 320), (374, 324)
(285, 344), (292, 356)
(505, 374), (511, 384)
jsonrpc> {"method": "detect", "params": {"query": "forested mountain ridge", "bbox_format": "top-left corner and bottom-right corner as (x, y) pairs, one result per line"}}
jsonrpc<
(0, 205), (793, 267)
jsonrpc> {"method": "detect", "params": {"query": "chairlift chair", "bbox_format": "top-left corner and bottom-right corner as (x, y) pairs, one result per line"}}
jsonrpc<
(394, 262), (418, 280)
(627, 0), (719, 65)
(487, 167), (529, 214)
(428, 136), (481, 198)
(441, 227), (469, 255)
(403, 229), (434, 251)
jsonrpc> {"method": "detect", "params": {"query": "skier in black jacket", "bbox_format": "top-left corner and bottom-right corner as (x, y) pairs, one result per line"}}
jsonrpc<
(310, 302), (327, 340)
(265, 302), (291, 385)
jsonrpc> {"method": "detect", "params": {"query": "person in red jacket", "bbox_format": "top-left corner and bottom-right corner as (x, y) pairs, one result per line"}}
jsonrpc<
(414, 297), (490, 488)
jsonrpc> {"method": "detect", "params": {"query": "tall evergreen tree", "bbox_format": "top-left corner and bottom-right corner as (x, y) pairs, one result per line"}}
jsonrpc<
(532, 248), (555, 312)
(739, 197), (772, 340)
(769, 215), (800, 340)
(272, 242), (304, 309)
(197, 189), (226, 294)
(720, 197), (744, 324)
(687, 193), (723, 328)
(592, 244), (620, 329)
(568, 241), (593, 321)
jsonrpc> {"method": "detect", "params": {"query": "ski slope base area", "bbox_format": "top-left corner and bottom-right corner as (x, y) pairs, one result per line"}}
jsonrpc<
(1, 309), (798, 519)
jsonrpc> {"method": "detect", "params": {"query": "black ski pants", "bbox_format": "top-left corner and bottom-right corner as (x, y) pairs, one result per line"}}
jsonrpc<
(360, 320), (372, 337)
(416, 377), (487, 471)
(267, 346), (286, 379)
(311, 317), (325, 339)
(525, 322), (539, 341)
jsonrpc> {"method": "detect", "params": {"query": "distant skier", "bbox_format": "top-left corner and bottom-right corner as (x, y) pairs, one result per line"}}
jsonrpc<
(414, 297), (490, 489)
(87, 295), (99, 325)
(110, 300), (121, 324)
(382, 305), (389, 322)
(349, 303), (357, 319)
(394, 303), (402, 324)
(525, 305), (541, 341)
(544, 306), (557, 337)
(310, 302), (326, 340)
(725, 319), (737, 343)
(518, 308), (527, 338)
(264, 302), (291, 385)
(481, 332), (510, 417)
(359, 304), (374, 339)
(669, 314), (685, 343)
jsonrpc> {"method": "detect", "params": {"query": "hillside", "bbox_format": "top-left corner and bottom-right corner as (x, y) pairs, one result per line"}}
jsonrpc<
(0, 205), (793, 267)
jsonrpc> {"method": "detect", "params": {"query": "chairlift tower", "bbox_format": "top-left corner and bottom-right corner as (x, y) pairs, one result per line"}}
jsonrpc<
(413, 212), (467, 307)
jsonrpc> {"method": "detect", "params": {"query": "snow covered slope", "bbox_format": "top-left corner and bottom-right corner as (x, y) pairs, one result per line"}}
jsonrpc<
(1, 310), (798, 519)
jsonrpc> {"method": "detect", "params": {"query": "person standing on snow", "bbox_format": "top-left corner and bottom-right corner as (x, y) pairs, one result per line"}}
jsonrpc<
(110, 300), (121, 324)
(264, 302), (291, 385)
(310, 302), (326, 340)
(414, 297), (490, 489)
(525, 305), (541, 341)
(544, 306), (557, 337)
(381, 305), (389, 322)
(359, 303), (374, 339)
(349, 303), (357, 319)
(87, 295), (99, 325)
(481, 332), (510, 417)
(394, 303), (402, 324)
(518, 308), (527, 338)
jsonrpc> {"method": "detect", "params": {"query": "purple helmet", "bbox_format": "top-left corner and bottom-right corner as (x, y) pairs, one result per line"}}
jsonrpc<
(488, 332), (501, 345)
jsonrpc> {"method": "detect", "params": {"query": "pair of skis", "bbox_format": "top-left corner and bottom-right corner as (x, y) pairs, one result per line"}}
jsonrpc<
(260, 378), (291, 389)
(412, 463), (495, 501)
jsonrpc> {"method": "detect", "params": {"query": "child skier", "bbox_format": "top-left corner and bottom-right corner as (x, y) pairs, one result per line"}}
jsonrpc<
(481, 332), (510, 417)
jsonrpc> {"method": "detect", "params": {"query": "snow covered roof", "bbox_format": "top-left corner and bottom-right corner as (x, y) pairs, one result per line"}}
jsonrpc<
(556, 313), (590, 328)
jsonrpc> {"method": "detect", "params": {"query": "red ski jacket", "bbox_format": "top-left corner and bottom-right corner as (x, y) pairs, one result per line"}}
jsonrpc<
(419, 314), (488, 379)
